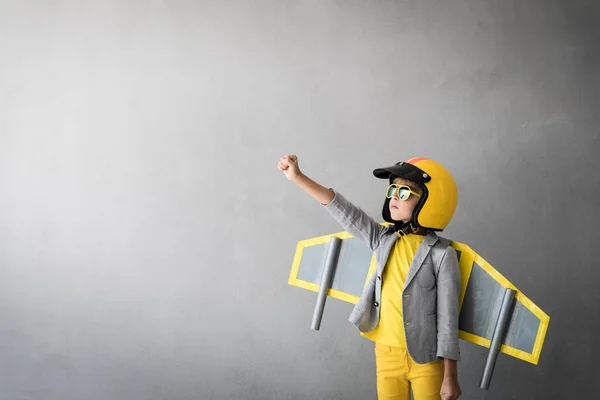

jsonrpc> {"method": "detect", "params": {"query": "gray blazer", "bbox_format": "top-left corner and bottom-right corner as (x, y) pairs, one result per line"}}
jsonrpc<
(323, 190), (461, 364)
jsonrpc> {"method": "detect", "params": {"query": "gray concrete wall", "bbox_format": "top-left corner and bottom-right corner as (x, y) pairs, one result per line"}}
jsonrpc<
(0, 1), (598, 399)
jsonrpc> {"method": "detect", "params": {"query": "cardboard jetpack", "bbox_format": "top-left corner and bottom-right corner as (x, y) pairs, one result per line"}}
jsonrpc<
(288, 225), (549, 389)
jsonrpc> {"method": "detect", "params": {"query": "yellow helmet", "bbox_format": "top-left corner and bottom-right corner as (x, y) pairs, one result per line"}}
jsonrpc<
(373, 157), (458, 231)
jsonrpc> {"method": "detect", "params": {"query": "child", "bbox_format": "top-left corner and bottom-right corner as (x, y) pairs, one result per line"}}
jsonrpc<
(278, 154), (462, 400)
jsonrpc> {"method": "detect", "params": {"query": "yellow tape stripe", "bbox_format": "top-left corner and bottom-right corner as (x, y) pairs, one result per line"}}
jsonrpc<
(459, 330), (539, 364)
(288, 239), (305, 286)
(288, 278), (360, 304)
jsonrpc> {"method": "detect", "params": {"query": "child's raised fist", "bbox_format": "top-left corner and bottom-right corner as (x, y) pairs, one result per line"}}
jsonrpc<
(278, 154), (302, 181)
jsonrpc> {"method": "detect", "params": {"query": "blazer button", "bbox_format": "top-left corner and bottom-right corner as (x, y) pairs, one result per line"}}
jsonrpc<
(405, 321), (411, 326)
(374, 302), (379, 307)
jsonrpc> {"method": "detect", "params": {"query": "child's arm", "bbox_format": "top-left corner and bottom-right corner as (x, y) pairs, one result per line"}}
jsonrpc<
(291, 170), (335, 206)
(278, 154), (387, 251)
(278, 154), (334, 204)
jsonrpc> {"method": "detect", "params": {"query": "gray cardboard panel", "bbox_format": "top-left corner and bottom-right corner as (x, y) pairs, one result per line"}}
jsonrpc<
(460, 261), (505, 339)
(503, 300), (539, 354)
(459, 262), (539, 354)
(297, 237), (372, 297)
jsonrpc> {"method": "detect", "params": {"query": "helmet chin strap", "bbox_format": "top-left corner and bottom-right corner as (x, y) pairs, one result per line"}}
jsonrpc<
(394, 220), (419, 236)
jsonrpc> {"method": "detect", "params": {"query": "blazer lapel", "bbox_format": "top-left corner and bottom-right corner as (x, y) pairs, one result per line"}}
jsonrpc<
(403, 232), (439, 289)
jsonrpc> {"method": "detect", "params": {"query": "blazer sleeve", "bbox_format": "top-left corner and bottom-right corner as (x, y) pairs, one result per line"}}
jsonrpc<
(436, 245), (461, 361)
(322, 189), (389, 251)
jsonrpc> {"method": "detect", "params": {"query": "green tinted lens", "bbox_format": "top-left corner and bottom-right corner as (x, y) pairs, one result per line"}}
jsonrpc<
(398, 187), (411, 200)
(386, 185), (396, 198)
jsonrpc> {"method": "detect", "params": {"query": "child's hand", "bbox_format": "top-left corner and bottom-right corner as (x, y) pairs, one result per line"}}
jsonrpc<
(440, 376), (462, 400)
(278, 154), (302, 182)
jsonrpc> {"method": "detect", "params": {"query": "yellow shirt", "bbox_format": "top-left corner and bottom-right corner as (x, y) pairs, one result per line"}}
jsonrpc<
(361, 233), (426, 347)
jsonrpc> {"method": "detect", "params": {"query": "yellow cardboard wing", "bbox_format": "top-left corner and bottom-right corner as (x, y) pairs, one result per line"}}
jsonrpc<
(288, 229), (549, 366)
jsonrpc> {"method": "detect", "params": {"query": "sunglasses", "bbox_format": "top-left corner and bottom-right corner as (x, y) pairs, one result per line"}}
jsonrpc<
(386, 184), (421, 201)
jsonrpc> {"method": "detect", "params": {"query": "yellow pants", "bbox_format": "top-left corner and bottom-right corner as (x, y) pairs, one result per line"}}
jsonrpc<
(374, 343), (445, 400)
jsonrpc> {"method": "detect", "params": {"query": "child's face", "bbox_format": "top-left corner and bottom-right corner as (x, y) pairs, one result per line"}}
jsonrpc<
(389, 177), (422, 222)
